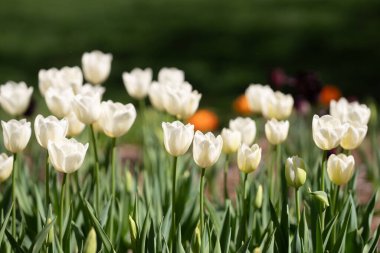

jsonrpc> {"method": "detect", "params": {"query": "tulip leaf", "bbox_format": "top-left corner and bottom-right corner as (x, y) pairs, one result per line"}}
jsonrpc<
(100, 198), (112, 228)
(361, 191), (378, 241)
(363, 225), (380, 253)
(138, 205), (151, 253)
(322, 214), (338, 249)
(176, 224), (186, 253)
(269, 200), (287, 250)
(5, 230), (26, 253)
(331, 209), (351, 253)
(236, 236), (251, 253)
(0, 204), (13, 247)
(220, 204), (231, 253)
(205, 199), (221, 236)
(30, 217), (56, 253)
(316, 217), (323, 253)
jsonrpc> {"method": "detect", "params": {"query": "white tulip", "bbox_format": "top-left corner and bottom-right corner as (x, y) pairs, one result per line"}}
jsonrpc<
(229, 117), (256, 146)
(148, 82), (166, 111)
(0, 81), (33, 116)
(45, 87), (74, 118)
(72, 94), (101, 125)
(262, 91), (294, 120)
(39, 67), (83, 95)
(312, 115), (347, 150)
(123, 68), (152, 99)
(327, 154), (355, 185)
(237, 144), (262, 174)
(158, 67), (185, 85)
(98, 101), (137, 138)
(60, 66), (83, 93)
(221, 128), (242, 154)
(193, 131), (223, 168)
(0, 153), (14, 182)
(265, 119), (289, 145)
(34, 115), (68, 149)
(330, 97), (371, 125)
(78, 83), (105, 99)
(340, 121), (367, 150)
(1, 119), (32, 153)
(82, 50), (112, 85)
(48, 138), (88, 174)
(64, 111), (86, 137)
(245, 84), (274, 113)
(164, 85), (201, 119)
(285, 156), (307, 188)
(162, 121), (194, 156)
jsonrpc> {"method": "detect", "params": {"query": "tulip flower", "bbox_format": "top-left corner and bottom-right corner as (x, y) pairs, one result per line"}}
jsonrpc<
(262, 91), (294, 120)
(83, 228), (97, 253)
(82, 50), (112, 85)
(64, 111), (86, 137)
(34, 115), (68, 149)
(327, 154), (355, 186)
(265, 119), (290, 145)
(60, 66), (83, 93)
(98, 101), (137, 138)
(39, 67), (83, 96)
(237, 144), (262, 174)
(78, 83), (105, 99)
(229, 117), (256, 146)
(0, 81), (33, 116)
(312, 115), (347, 151)
(123, 68), (153, 99)
(162, 121), (194, 157)
(148, 82), (167, 111)
(72, 94), (101, 125)
(340, 122), (367, 150)
(245, 84), (274, 113)
(158, 67), (185, 85)
(0, 153), (13, 183)
(255, 184), (263, 209)
(193, 131), (223, 241)
(2, 119), (32, 153)
(330, 97), (371, 125)
(45, 87), (74, 118)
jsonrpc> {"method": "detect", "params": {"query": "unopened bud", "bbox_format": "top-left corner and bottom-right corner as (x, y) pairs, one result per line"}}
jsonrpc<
(255, 185), (263, 209)
(83, 227), (97, 253)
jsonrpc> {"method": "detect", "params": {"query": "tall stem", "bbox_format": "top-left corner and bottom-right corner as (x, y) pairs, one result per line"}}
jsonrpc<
(320, 150), (327, 231)
(224, 154), (230, 203)
(45, 151), (50, 211)
(89, 124), (100, 214)
(241, 173), (248, 241)
(200, 168), (206, 239)
(171, 156), (178, 252)
(59, 174), (67, 246)
(295, 188), (300, 224)
(109, 137), (117, 243)
(276, 144), (281, 196)
(12, 153), (18, 238)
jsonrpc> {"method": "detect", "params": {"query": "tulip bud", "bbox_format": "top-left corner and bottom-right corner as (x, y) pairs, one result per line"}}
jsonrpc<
(193, 131), (223, 169)
(64, 111), (86, 137)
(45, 87), (74, 118)
(82, 50), (112, 85)
(0, 81), (33, 116)
(0, 153), (14, 182)
(162, 121), (194, 157)
(83, 227), (97, 253)
(265, 119), (289, 145)
(148, 82), (166, 111)
(327, 154), (355, 185)
(253, 248), (261, 253)
(237, 144), (262, 174)
(308, 189), (329, 207)
(192, 225), (201, 253)
(2, 119), (32, 153)
(262, 91), (294, 120)
(221, 128), (242, 154)
(47, 218), (54, 244)
(128, 215), (138, 243)
(72, 94), (101, 125)
(255, 184), (263, 209)
(245, 84), (274, 113)
(340, 122), (367, 150)
(285, 156), (307, 189)
(123, 68), (152, 99)
(125, 170), (134, 193)
(97, 101), (137, 138)
(47, 138), (88, 174)
(158, 67), (185, 85)
(34, 115), (68, 149)
(229, 117), (256, 146)
(312, 115), (347, 150)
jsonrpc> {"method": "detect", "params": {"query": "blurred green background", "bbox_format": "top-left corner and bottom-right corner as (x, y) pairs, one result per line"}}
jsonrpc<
(1, 0), (380, 110)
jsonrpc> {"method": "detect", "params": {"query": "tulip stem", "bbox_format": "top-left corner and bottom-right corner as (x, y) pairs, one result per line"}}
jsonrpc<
(276, 144), (281, 199)
(171, 156), (178, 252)
(59, 173), (67, 246)
(89, 124), (100, 214)
(320, 150), (327, 231)
(12, 153), (18, 238)
(238, 173), (248, 243)
(109, 137), (117, 243)
(45, 151), (50, 212)
(224, 154), (230, 203)
(295, 188), (300, 225)
(200, 168), (206, 240)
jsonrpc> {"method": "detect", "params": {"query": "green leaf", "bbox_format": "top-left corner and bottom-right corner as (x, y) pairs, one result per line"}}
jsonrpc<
(176, 224), (186, 253)
(363, 225), (380, 253)
(100, 198), (112, 228)
(322, 214), (338, 249)
(331, 208), (351, 253)
(0, 204), (12, 247)
(269, 200), (287, 250)
(138, 205), (151, 253)
(30, 218), (56, 253)
(316, 217), (323, 253)
(236, 236), (251, 253)
(205, 199), (221, 235)
(361, 191), (378, 241)
(220, 205), (231, 253)
(5, 230), (26, 253)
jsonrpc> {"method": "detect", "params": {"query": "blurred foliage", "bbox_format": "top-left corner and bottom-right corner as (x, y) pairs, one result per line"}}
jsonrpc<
(1, 0), (380, 109)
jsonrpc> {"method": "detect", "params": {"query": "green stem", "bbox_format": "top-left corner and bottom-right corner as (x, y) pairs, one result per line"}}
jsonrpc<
(332, 185), (340, 244)
(171, 156), (178, 252)
(12, 153), (18, 238)
(109, 137), (117, 243)
(59, 174), (67, 246)
(321, 150), (327, 192)
(45, 151), (50, 212)
(89, 124), (100, 214)
(200, 168), (206, 239)
(241, 173), (248, 241)
(224, 155), (230, 203)
(295, 188), (300, 225)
